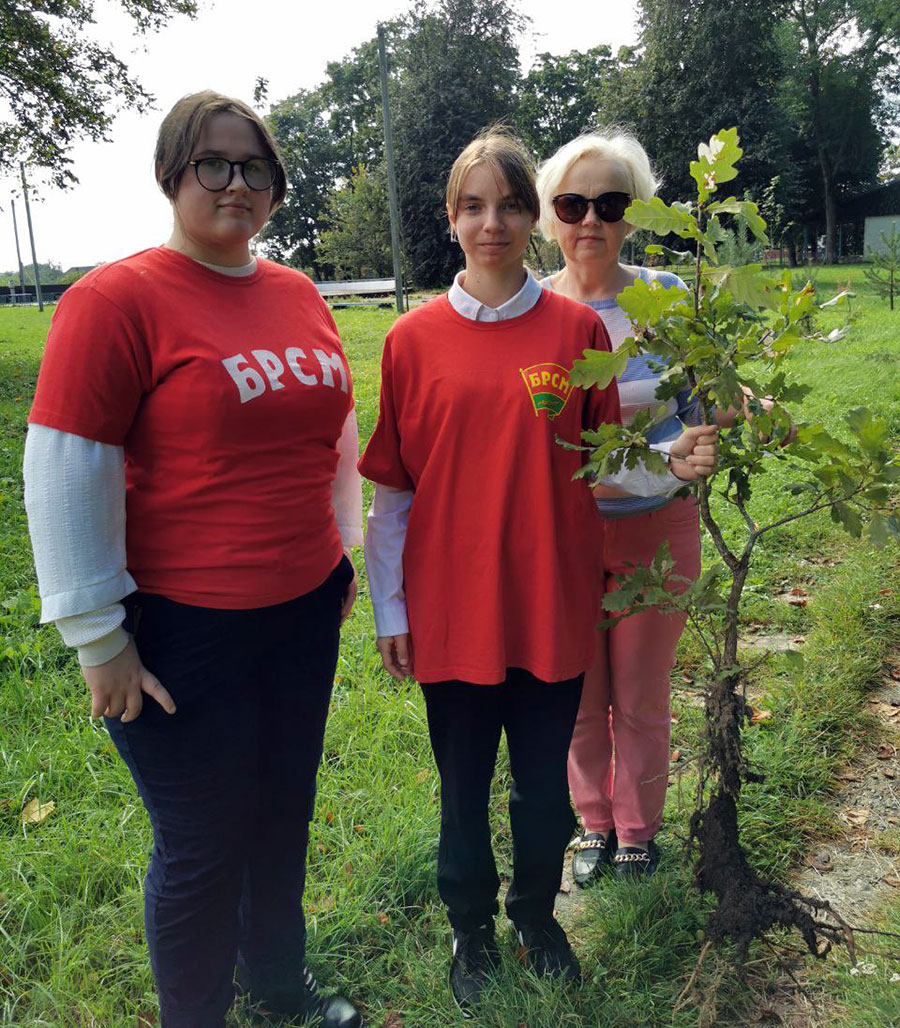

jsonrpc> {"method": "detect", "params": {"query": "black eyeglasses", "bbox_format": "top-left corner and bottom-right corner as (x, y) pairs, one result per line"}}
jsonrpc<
(188, 157), (280, 192)
(552, 191), (631, 224)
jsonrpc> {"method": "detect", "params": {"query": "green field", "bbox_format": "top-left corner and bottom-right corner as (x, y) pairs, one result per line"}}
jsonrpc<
(1, 266), (899, 1027)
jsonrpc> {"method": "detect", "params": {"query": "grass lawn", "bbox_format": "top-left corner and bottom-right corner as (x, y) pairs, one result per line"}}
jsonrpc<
(0, 264), (898, 1027)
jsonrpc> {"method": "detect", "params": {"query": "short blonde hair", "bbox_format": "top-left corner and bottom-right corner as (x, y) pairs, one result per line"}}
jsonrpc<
(536, 130), (659, 241)
(155, 91), (287, 214)
(446, 126), (539, 223)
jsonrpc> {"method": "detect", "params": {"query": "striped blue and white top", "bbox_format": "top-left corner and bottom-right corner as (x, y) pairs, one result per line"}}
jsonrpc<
(542, 266), (699, 519)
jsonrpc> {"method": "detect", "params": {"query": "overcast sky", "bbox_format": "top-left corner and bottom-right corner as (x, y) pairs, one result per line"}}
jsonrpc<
(0, 0), (638, 272)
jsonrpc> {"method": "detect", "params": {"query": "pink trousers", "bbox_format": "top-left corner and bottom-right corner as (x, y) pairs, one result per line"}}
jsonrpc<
(568, 497), (701, 840)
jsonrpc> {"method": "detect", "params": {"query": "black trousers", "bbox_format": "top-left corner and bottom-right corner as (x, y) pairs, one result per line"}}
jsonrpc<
(420, 669), (583, 933)
(105, 557), (354, 1028)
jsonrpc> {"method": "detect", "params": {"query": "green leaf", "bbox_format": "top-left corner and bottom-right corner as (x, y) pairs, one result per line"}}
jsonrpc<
(846, 407), (889, 458)
(570, 345), (632, 389)
(868, 513), (890, 548)
(830, 502), (863, 538)
(645, 244), (693, 263)
(689, 128), (742, 201)
(780, 649), (805, 681)
(706, 197), (768, 242)
(625, 196), (700, 239)
(617, 278), (690, 326)
(706, 265), (781, 310)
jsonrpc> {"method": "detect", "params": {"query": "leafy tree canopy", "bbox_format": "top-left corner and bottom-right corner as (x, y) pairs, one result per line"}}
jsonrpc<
(318, 163), (393, 279)
(1, 0), (196, 188)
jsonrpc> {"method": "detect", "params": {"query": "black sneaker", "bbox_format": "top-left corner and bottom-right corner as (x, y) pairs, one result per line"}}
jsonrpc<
(513, 917), (581, 980)
(237, 965), (364, 1027)
(572, 829), (616, 887)
(449, 921), (500, 1014)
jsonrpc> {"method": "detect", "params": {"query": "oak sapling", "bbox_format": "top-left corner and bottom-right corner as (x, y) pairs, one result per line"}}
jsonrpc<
(565, 128), (900, 960)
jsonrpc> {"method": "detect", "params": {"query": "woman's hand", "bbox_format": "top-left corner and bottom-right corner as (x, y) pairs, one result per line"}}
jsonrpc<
(668, 424), (719, 482)
(377, 634), (414, 680)
(341, 549), (358, 624)
(82, 638), (176, 722)
(716, 387), (797, 446)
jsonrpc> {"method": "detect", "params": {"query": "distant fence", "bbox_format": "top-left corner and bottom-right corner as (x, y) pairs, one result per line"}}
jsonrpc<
(313, 278), (400, 309)
(1, 283), (70, 306)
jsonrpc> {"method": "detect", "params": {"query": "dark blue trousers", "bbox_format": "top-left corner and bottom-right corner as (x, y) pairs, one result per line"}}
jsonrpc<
(106, 557), (353, 1028)
(420, 669), (583, 933)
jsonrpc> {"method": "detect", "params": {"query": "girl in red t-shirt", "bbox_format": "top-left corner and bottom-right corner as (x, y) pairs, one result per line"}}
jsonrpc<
(358, 128), (717, 1014)
(24, 92), (363, 1028)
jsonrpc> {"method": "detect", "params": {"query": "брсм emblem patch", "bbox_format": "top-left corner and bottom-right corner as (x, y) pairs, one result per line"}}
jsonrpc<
(519, 362), (574, 420)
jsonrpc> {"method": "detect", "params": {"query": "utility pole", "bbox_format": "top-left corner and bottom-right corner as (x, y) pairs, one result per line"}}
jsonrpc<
(11, 199), (27, 291)
(377, 23), (405, 314)
(20, 163), (43, 311)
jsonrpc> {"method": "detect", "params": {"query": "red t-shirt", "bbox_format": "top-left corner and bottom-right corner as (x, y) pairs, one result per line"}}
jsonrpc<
(359, 290), (620, 684)
(29, 247), (353, 608)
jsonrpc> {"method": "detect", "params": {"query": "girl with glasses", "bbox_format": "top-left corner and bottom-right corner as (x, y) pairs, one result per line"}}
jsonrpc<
(359, 127), (717, 1015)
(536, 131), (734, 884)
(23, 91), (364, 1028)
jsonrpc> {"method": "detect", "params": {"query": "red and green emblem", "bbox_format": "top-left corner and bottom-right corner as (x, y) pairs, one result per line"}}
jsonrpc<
(519, 363), (574, 420)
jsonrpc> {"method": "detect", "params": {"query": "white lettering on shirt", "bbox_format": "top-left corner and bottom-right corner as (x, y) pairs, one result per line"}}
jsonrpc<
(313, 348), (349, 393)
(251, 349), (286, 391)
(221, 354), (266, 404)
(221, 346), (348, 402)
(285, 347), (318, 386)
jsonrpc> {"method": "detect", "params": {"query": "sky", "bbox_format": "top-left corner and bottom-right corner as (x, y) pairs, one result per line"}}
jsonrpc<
(0, 0), (638, 273)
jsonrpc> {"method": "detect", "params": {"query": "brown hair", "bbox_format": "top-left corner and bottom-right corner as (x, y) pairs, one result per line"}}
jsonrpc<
(446, 126), (539, 222)
(154, 91), (287, 213)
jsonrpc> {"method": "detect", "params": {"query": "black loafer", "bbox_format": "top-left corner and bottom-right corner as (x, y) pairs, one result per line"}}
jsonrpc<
(572, 829), (616, 887)
(513, 917), (580, 980)
(613, 841), (657, 879)
(237, 965), (364, 1027)
(449, 921), (500, 1016)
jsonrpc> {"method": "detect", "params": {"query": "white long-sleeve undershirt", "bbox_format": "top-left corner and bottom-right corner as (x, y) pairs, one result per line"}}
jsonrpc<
(363, 270), (685, 638)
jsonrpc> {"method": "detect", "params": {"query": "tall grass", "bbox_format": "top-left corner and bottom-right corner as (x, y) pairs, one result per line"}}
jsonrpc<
(0, 267), (898, 1025)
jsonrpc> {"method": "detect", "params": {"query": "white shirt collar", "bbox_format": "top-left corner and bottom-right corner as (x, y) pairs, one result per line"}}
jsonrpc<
(448, 269), (543, 322)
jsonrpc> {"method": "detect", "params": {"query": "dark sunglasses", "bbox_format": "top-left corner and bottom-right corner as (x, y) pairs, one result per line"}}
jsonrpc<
(552, 191), (631, 224)
(188, 157), (280, 192)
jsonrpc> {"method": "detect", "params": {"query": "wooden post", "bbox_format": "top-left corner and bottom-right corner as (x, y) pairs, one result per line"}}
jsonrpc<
(20, 164), (43, 311)
(11, 198), (27, 291)
(378, 23), (405, 314)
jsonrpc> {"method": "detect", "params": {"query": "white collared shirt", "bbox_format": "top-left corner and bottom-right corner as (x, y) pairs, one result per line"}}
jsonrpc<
(447, 269), (543, 321)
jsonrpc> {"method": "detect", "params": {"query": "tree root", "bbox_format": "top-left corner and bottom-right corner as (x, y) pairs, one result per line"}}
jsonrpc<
(690, 789), (855, 961)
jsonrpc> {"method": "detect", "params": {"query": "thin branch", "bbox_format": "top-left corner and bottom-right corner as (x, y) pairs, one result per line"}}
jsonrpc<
(674, 940), (713, 1011)
(755, 485), (867, 539)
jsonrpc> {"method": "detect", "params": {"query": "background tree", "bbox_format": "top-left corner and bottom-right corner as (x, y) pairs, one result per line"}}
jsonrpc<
(394, 0), (526, 287)
(1, 0), (196, 187)
(514, 45), (639, 161)
(318, 164), (393, 278)
(623, 0), (788, 205)
(261, 89), (341, 276)
(784, 0), (900, 262)
(864, 223), (900, 308)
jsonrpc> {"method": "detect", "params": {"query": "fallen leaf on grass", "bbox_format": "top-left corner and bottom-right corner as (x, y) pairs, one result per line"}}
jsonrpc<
(884, 769), (896, 779)
(883, 876), (900, 888)
(790, 587), (808, 597)
(415, 768), (430, 784)
(382, 1013), (404, 1028)
(877, 744), (897, 760)
(670, 749), (682, 762)
(750, 707), (773, 723)
(787, 595), (808, 607)
(889, 666), (900, 681)
(325, 811), (335, 824)
(845, 808), (871, 827)
(837, 771), (861, 782)
(21, 798), (55, 825)
(558, 880), (571, 894)
(378, 912), (390, 924)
